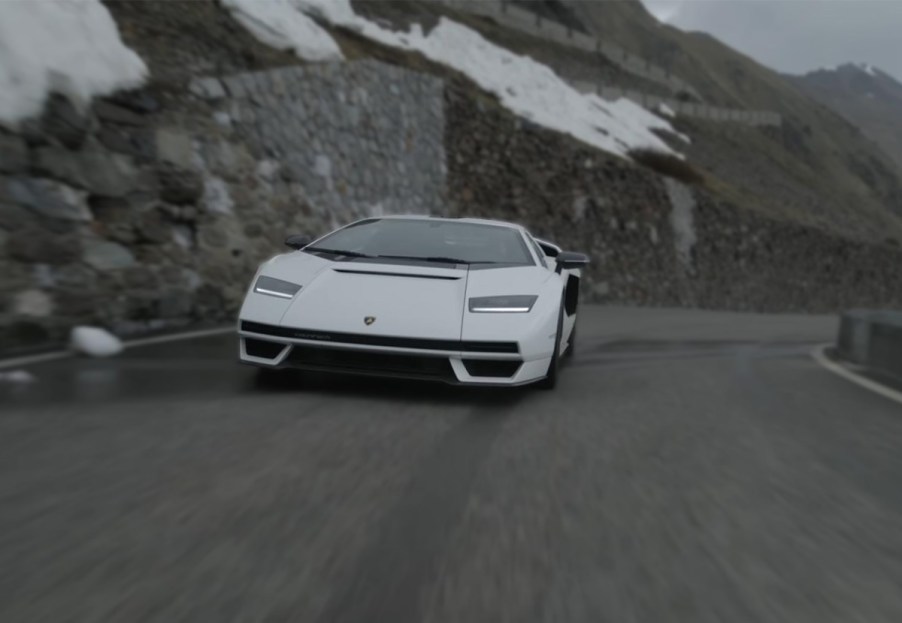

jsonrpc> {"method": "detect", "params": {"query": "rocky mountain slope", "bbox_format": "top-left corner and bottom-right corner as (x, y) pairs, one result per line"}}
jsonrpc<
(789, 63), (902, 174)
(560, 0), (902, 242)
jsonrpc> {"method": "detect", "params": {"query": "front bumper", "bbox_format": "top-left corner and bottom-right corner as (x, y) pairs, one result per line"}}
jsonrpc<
(238, 320), (551, 386)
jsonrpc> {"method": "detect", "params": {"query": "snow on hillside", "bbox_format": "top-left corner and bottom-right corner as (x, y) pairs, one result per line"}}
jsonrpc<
(0, 0), (147, 125)
(288, 0), (683, 158)
(222, 0), (343, 62)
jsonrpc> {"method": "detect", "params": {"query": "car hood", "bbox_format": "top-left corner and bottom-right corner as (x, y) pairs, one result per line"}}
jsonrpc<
(276, 255), (468, 339)
(252, 254), (552, 340)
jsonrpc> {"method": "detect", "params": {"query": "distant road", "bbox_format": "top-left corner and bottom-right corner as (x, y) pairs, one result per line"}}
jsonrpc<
(3, 306), (902, 623)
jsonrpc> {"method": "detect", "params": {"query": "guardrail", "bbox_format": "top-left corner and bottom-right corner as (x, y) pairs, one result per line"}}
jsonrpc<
(436, 0), (697, 97)
(573, 83), (782, 127)
(435, 0), (782, 127)
(837, 309), (902, 380)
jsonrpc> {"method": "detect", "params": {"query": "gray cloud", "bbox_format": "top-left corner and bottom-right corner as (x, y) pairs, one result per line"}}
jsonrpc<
(639, 0), (902, 80)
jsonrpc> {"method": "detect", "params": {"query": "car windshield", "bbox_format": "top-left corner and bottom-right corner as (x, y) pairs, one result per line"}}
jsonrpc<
(306, 219), (535, 265)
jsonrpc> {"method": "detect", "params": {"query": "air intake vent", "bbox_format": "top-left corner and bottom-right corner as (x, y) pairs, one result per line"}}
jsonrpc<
(244, 338), (286, 359)
(462, 359), (522, 378)
(286, 346), (455, 380)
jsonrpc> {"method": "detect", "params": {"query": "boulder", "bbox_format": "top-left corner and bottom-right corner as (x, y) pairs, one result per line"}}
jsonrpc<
(155, 129), (195, 169)
(201, 176), (234, 215)
(157, 163), (203, 204)
(106, 90), (161, 114)
(7, 226), (80, 264)
(98, 126), (156, 160)
(82, 238), (135, 271)
(0, 202), (29, 231)
(157, 291), (192, 318)
(135, 209), (171, 243)
(172, 224), (195, 250)
(94, 100), (147, 126)
(41, 94), (90, 149)
(33, 147), (139, 197)
(0, 134), (28, 174)
(4, 177), (92, 221)
(189, 77), (227, 100)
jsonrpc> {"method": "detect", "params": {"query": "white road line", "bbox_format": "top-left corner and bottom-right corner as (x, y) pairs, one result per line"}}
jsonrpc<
(811, 344), (902, 406)
(118, 326), (235, 349)
(0, 326), (236, 371)
(0, 351), (70, 371)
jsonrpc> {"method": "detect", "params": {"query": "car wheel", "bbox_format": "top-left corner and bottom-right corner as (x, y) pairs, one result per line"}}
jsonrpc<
(537, 300), (564, 390)
(563, 322), (576, 360)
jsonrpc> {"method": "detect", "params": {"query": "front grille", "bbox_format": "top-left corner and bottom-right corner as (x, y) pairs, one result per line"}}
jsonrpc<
(244, 338), (286, 359)
(241, 321), (518, 354)
(285, 345), (455, 380)
(462, 359), (522, 378)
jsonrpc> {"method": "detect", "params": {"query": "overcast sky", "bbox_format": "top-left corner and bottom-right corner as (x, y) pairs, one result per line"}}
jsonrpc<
(637, 0), (902, 81)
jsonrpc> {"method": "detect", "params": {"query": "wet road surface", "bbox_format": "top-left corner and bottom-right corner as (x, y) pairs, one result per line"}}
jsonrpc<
(2, 306), (902, 622)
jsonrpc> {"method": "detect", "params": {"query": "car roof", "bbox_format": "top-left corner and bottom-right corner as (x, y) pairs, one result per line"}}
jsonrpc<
(369, 214), (528, 233)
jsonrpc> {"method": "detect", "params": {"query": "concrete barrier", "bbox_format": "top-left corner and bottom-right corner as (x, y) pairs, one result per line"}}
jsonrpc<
(837, 310), (902, 380)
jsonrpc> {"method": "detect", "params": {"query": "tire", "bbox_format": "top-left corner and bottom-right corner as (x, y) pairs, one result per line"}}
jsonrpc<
(562, 322), (576, 360)
(537, 300), (564, 390)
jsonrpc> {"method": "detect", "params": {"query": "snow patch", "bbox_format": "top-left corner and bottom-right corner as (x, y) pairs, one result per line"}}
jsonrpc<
(860, 63), (877, 77)
(222, 0), (343, 62)
(657, 103), (676, 118)
(0, 0), (147, 125)
(0, 370), (36, 384)
(293, 0), (682, 158)
(70, 326), (123, 358)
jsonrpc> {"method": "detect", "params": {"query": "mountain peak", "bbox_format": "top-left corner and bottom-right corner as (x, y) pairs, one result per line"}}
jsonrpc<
(809, 62), (884, 79)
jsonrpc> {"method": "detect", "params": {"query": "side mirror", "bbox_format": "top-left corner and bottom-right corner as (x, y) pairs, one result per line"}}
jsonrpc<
(285, 234), (313, 250)
(555, 251), (590, 273)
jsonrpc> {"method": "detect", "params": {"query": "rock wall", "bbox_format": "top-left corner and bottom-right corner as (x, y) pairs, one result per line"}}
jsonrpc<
(4, 54), (902, 355)
(445, 84), (902, 312)
(0, 59), (446, 353)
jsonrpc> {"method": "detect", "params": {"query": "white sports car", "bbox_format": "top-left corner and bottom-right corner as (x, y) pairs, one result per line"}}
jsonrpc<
(237, 216), (588, 388)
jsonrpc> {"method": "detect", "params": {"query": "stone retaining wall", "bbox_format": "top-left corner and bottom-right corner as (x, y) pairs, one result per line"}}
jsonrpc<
(444, 85), (902, 312)
(0, 59), (446, 352)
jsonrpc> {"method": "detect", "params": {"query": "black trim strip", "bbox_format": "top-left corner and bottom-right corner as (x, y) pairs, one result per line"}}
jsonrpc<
(332, 269), (461, 280)
(240, 321), (519, 353)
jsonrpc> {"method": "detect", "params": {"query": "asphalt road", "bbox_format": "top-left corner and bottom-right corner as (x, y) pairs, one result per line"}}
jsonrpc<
(2, 305), (902, 623)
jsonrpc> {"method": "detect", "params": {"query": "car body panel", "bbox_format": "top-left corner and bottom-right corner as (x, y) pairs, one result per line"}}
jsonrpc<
(280, 263), (467, 340)
(238, 216), (585, 386)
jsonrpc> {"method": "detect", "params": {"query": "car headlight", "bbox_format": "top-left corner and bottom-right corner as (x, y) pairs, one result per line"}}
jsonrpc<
(468, 295), (538, 313)
(253, 275), (301, 299)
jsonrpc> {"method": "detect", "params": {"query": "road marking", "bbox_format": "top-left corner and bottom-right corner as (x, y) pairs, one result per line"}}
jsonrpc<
(811, 344), (902, 406)
(0, 326), (235, 371)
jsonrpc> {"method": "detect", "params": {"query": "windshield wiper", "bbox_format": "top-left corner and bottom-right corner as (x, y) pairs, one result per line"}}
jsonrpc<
(376, 255), (497, 265)
(304, 247), (373, 259)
